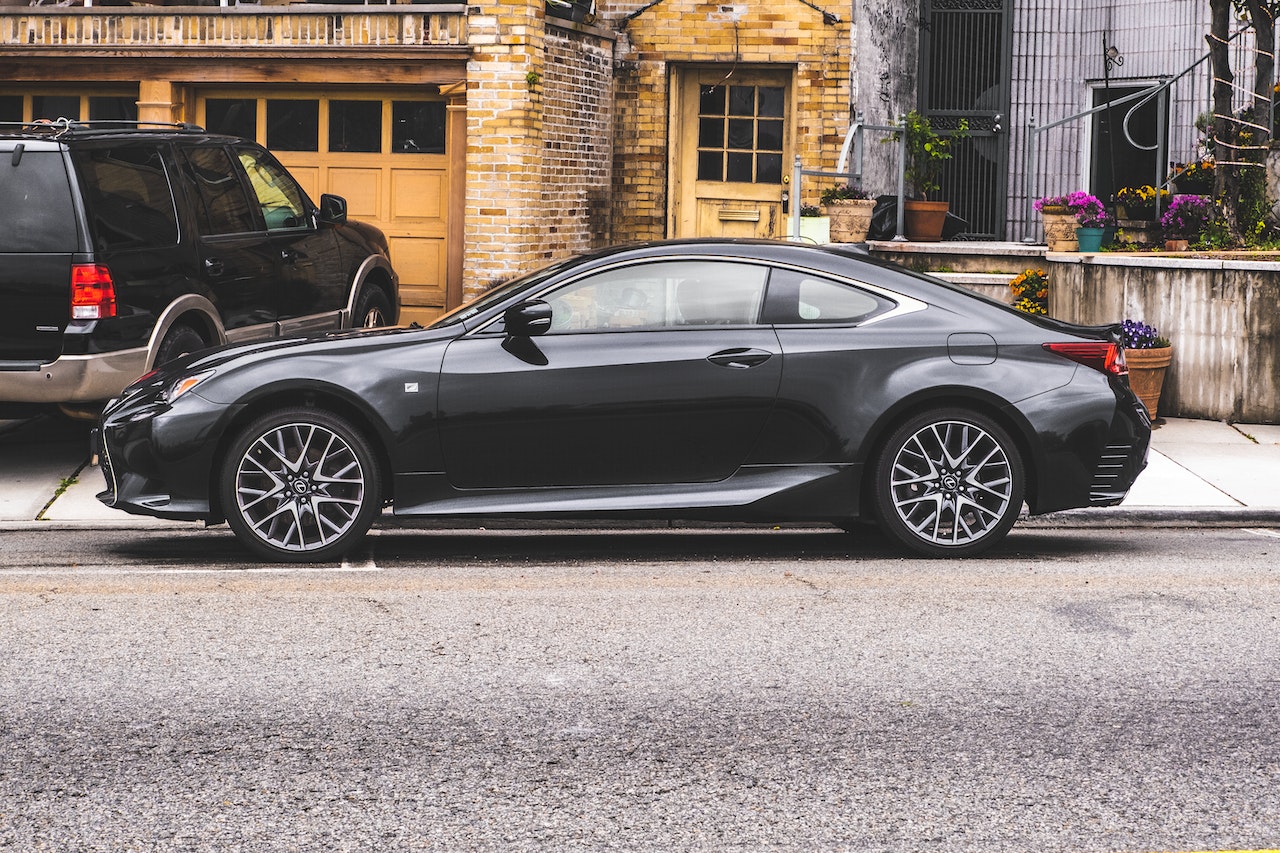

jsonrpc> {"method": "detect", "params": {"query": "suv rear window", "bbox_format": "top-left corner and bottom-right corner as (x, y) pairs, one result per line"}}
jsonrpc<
(74, 146), (179, 250)
(0, 148), (78, 253)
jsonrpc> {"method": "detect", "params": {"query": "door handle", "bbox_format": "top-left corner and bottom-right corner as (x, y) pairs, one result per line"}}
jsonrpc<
(203, 257), (224, 277)
(280, 248), (298, 264)
(707, 347), (773, 369)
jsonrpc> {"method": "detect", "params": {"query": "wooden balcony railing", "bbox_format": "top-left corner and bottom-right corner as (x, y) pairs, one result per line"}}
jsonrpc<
(0, 4), (466, 50)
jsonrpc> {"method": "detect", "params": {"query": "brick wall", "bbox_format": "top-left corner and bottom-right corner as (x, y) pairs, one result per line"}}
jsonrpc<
(604, 0), (852, 240)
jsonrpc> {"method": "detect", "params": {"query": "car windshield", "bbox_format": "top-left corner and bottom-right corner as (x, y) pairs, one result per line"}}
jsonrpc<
(429, 255), (582, 329)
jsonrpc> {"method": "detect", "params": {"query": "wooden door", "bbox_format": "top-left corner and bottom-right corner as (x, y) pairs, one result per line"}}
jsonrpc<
(672, 68), (792, 239)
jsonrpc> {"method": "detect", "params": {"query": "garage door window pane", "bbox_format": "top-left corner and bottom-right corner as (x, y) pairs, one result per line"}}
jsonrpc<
(266, 100), (319, 152)
(89, 97), (137, 124)
(32, 95), (79, 122)
(330, 100), (382, 153)
(0, 96), (21, 123)
(206, 99), (257, 141)
(392, 101), (446, 154)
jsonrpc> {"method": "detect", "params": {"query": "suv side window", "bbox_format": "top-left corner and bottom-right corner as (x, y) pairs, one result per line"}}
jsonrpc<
(236, 146), (310, 232)
(74, 145), (179, 250)
(182, 146), (259, 235)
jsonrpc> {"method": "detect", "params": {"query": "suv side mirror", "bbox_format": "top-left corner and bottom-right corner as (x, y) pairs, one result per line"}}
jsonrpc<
(318, 193), (347, 224)
(504, 300), (553, 337)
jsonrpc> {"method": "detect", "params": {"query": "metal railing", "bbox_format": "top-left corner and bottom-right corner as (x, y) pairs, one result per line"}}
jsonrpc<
(789, 113), (908, 242)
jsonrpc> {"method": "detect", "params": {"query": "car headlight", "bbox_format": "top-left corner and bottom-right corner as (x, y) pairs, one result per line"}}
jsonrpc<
(160, 369), (216, 405)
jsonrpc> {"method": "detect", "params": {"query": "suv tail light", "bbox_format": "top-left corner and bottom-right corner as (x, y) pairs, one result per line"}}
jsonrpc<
(71, 264), (117, 320)
(1043, 341), (1128, 376)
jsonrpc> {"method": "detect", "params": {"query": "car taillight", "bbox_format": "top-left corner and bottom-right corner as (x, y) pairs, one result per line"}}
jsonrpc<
(1043, 341), (1128, 376)
(71, 264), (117, 320)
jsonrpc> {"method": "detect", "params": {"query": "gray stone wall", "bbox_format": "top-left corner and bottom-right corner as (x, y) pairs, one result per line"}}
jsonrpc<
(1049, 254), (1280, 424)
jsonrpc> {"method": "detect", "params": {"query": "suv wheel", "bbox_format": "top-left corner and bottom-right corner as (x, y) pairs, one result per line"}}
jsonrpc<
(354, 286), (393, 328)
(155, 323), (206, 366)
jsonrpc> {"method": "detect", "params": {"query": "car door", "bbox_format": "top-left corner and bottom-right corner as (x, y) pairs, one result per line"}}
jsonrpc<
(437, 259), (783, 489)
(233, 144), (346, 337)
(178, 144), (277, 339)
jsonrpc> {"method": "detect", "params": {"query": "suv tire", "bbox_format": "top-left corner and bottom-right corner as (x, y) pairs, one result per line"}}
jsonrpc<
(155, 323), (206, 366)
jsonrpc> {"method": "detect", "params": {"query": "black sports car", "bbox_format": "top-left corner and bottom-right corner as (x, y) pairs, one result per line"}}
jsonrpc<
(95, 239), (1150, 561)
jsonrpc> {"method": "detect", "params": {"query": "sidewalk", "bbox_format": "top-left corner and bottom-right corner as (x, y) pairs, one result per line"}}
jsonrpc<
(1, 415), (1278, 528)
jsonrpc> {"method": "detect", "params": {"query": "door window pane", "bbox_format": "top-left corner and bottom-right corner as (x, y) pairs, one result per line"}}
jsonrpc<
(329, 100), (382, 153)
(206, 99), (257, 141)
(237, 147), (309, 231)
(543, 261), (767, 333)
(695, 82), (786, 184)
(391, 101), (446, 153)
(183, 146), (258, 235)
(266, 100), (319, 152)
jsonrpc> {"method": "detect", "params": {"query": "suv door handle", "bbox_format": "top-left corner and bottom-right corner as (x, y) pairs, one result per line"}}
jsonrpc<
(707, 348), (773, 369)
(203, 258), (225, 277)
(280, 248), (298, 264)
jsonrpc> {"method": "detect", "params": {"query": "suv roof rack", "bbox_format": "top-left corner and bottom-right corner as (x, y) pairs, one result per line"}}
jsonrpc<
(0, 118), (207, 138)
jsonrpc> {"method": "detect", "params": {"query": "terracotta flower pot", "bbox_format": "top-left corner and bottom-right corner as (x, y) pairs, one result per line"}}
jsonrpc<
(904, 199), (949, 242)
(1126, 345), (1173, 419)
(825, 198), (875, 243)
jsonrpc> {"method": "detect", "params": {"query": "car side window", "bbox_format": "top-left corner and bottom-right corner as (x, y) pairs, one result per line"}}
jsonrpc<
(762, 268), (892, 325)
(181, 146), (259, 236)
(236, 147), (310, 232)
(542, 260), (768, 333)
(74, 145), (179, 250)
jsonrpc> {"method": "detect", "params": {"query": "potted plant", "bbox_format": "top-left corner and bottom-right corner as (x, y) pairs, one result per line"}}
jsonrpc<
(1169, 159), (1214, 194)
(888, 110), (968, 242)
(798, 203), (830, 243)
(820, 184), (874, 243)
(1071, 193), (1110, 252)
(1122, 318), (1173, 420)
(1034, 194), (1076, 250)
(1160, 194), (1212, 250)
(1114, 185), (1168, 220)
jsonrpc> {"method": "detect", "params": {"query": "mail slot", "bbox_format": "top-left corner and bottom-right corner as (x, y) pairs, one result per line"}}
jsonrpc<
(718, 208), (761, 222)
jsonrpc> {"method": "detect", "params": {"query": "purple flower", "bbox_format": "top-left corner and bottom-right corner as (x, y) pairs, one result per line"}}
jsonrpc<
(1160, 194), (1212, 240)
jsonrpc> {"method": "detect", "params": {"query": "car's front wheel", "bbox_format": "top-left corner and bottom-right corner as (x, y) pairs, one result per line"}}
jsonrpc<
(872, 408), (1024, 557)
(220, 408), (382, 562)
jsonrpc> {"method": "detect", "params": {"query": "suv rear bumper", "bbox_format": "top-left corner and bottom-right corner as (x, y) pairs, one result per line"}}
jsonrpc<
(0, 347), (148, 404)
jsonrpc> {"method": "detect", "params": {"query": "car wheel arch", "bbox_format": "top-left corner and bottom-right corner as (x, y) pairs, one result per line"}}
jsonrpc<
(345, 256), (399, 327)
(206, 385), (394, 523)
(146, 295), (225, 370)
(857, 389), (1042, 518)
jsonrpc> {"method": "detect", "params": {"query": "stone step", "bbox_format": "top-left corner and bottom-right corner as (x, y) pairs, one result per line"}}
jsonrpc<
(928, 271), (1016, 304)
(868, 239), (1046, 275)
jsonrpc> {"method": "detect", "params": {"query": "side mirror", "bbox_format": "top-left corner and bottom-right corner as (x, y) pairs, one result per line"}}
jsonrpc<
(318, 193), (347, 225)
(504, 300), (553, 337)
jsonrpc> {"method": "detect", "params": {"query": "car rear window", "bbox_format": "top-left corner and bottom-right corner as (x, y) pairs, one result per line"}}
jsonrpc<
(0, 147), (78, 253)
(74, 145), (180, 250)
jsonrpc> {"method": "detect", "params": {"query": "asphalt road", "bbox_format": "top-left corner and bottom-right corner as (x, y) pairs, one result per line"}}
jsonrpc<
(2, 525), (1278, 852)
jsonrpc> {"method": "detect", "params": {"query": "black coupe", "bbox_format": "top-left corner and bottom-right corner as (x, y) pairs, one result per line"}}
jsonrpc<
(95, 240), (1150, 561)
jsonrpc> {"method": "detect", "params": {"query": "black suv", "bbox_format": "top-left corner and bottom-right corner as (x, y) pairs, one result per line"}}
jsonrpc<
(0, 120), (399, 417)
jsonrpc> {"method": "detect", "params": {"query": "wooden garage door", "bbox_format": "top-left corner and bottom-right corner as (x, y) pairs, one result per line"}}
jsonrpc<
(197, 91), (450, 325)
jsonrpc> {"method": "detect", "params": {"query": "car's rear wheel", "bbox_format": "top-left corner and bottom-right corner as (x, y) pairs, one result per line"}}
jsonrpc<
(155, 323), (205, 366)
(220, 408), (382, 562)
(354, 285), (393, 328)
(872, 408), (1024, 557)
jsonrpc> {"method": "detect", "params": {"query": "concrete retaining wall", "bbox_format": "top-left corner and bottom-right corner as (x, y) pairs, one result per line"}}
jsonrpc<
(1048, 253), (1280, 423)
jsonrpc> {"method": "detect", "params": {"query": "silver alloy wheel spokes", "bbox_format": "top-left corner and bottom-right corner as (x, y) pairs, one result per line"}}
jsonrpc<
(889, 420), (1013, 547)
(361, 307), (385, 328)
(234, 422), (366, 553)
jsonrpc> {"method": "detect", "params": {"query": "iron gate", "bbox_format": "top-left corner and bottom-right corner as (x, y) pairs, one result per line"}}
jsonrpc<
(920, 0), (1012, 240)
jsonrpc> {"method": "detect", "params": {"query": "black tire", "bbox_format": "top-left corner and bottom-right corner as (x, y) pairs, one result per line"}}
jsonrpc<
(155, 323), (206, 366)
(219, 407), (382, 562)
(354, 285), (393, 329)
(872, 408), (1025, 558)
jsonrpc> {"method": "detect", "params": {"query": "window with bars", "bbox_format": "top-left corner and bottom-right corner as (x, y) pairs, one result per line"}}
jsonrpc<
(696, 84), (784, 184)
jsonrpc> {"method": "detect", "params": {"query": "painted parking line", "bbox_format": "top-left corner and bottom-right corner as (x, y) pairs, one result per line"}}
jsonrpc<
(0, 564), (381, 576)
(1244, 528), (1280, 539)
